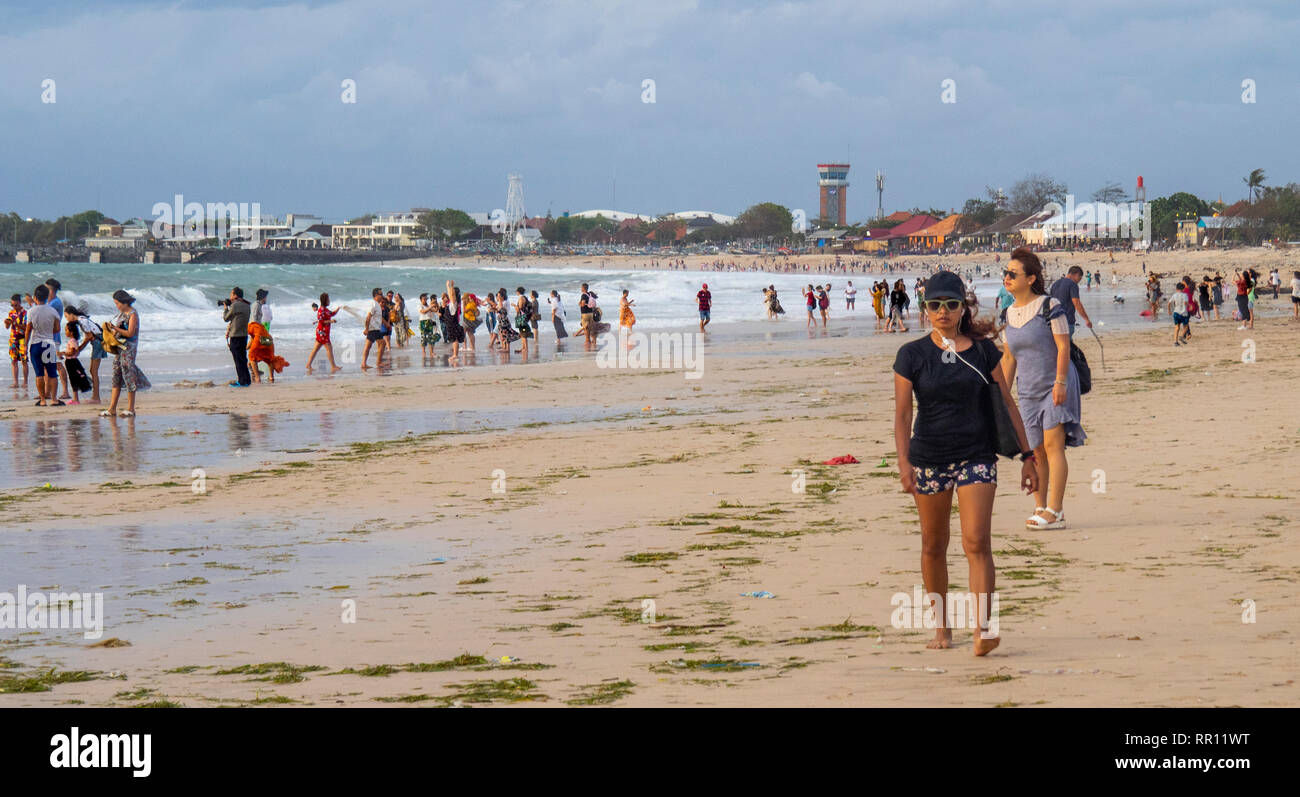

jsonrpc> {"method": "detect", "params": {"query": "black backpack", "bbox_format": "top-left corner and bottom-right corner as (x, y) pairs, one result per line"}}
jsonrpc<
(1000, 299), (1091, 395)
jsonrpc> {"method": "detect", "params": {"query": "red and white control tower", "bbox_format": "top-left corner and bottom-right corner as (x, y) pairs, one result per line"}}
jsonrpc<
(818, 163), (850, 226)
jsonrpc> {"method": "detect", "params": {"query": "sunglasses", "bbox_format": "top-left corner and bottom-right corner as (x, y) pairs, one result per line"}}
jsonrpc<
(924, 299), (963, 312)
(1003, 269), (1023, 279)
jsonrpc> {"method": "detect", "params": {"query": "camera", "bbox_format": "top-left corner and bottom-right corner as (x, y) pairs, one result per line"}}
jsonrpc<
(217, 299), (230, 308)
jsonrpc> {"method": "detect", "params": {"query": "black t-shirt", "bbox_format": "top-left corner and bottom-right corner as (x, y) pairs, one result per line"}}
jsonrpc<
(892, 335), (1002, 466)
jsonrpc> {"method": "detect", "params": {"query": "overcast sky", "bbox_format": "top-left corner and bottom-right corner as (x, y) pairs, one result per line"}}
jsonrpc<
(2, 0), (1297, 223)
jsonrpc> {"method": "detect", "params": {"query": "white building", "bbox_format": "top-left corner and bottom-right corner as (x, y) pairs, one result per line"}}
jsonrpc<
(370, 211), (426, 248)
(227, 215), (291, 244)
(515, 227), (543, 248)
(286, 214), (323, 235)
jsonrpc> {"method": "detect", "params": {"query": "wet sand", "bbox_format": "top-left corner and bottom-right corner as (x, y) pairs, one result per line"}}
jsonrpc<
(1, 252), (1298, 707)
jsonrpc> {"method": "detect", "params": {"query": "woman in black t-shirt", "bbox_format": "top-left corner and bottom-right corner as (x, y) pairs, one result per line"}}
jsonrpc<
(892, 271), (1038, 656)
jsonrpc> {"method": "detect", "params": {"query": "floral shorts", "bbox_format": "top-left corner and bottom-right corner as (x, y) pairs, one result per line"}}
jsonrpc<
(912, 458), (997, 495)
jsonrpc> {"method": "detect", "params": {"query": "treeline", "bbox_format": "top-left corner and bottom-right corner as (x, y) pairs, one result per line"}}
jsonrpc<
(950, 170), (1300, 244)
(2, 210), (106, 245)
(541, 203), (803, 245)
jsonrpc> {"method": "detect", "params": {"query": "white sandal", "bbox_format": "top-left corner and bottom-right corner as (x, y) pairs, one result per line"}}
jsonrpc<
(1026, 507), (1065, 530)
(1027, 506), (1047, 524)
(99, 410), (112, 417)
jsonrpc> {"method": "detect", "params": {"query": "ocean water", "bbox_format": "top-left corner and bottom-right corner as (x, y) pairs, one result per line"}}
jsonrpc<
(1, 259), (1148, 382)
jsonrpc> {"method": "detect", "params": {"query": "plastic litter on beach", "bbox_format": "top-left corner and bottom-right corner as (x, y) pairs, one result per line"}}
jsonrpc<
(740, 590), (775, 598)
(498, 656), (519, 664)
(821, 454), (859, 465)
(1018, 668), (1102, 675)
(896, 666), (946, 673)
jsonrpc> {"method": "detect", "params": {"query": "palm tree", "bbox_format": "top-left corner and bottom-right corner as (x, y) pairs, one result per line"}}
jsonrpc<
(1243, 169), (1266, 203)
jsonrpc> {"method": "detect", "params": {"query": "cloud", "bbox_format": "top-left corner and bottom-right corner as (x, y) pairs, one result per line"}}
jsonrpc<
(1, 0), (1298, 219)
(792, 72), (841, 100)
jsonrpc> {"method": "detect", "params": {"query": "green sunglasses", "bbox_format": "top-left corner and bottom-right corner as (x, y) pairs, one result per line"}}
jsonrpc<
(924, 299), (963, 311)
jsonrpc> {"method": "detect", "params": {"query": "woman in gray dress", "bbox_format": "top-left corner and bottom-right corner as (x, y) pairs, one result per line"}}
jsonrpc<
(102, 289), (151, 418)
(999, 248), (1085, 530)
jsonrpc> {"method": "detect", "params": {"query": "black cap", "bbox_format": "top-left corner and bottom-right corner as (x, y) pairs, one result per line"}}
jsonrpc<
(923, 271), (964, 301)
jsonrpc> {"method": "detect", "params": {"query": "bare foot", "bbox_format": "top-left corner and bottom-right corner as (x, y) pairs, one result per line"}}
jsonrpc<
(927, 629), (953, 650)
(330, 365), (342, 372)
(974, 635), (1001, 656)
(361, 364), (370, 371)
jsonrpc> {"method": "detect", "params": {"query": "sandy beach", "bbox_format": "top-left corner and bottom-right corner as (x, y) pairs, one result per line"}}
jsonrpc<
(2, 250), (1298, 707)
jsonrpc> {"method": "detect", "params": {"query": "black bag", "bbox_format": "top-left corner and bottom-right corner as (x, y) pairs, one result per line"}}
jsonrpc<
(986, 381), (1022, 459)
(1001, 300), (1091, 395)
(65, 357), (93, 394)
(1070, 341), (1091, 395)
(976, 343), (1022, 459)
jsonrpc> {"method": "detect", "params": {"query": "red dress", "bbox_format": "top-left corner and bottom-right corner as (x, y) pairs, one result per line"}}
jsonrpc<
(316, 306), (338, 344)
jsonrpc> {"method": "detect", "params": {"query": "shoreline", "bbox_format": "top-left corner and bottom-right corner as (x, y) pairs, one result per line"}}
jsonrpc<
(2, 298), (1298, 706)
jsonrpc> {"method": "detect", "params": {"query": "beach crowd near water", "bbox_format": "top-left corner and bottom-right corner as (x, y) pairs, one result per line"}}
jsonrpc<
(3, 246), (1300, 673)
(6, 254), (1300, 418)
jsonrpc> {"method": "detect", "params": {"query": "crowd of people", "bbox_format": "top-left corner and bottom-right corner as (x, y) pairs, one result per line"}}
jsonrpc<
(296, 279), (622, 374)
(1134, 267), (1300, 341)
(5, 277), (148, 415)
(10, 258), (1296, 418)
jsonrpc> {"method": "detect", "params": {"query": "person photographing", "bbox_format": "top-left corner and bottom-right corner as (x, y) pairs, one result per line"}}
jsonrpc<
(220, 287), (252, 387)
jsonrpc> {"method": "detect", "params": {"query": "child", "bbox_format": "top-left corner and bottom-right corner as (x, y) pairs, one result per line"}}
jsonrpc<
(63, 304), (103, 403)
(1167, 280), (1191, 346)
(5, 293), (28, 386)
(619, 289), (636, 329)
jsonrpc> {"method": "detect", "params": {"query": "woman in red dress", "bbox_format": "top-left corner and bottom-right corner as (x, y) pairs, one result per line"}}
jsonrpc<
(306, 292), (342, 372)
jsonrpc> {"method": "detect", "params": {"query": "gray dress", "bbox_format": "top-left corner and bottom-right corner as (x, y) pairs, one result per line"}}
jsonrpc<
(1003, 296), (1084, 450)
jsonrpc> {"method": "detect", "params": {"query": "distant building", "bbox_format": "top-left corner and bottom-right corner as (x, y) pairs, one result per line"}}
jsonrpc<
(286, 214), (323, 234)
(572, 209), (653, 223)
(905, 214), (963, 250)
(960, 212), (1032, 248)
(882, 214), (941, 250)
(87, 217), (149, 249)
(227, 215), (291, 243)
(332, 211), (426, 249)
(515, 228), (543, 248)
(332, 222), (374, 249)
(818, 163), (850, 226)
(369, 211), (425, 248)
(814, 229), (850, 249)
